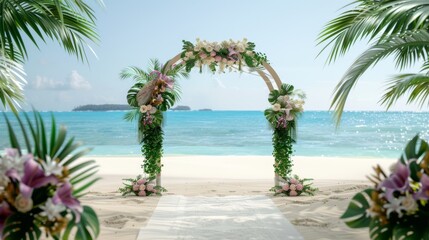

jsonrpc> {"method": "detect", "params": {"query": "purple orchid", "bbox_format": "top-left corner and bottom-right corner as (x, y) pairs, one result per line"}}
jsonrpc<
(0, 202), (11, 237)
(380, 162), (410, 198)
(53, 182), (82, 222)
(8, 157), (58, 200)
(164, 77), (174, 89)
(277, 115), (288, 129)
(414, 174), (429, 200)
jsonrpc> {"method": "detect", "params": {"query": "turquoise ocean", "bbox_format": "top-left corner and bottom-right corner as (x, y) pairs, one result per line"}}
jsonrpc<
(1, 111), (429, 159)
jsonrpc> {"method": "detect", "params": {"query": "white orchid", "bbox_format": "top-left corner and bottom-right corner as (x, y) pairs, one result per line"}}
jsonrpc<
(384, 197), (406, 218)
(40, 156), (63, 176)
(39, 198), (66, 221)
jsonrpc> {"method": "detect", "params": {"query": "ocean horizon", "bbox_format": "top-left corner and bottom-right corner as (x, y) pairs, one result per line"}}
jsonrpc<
(1, 110), (428, 159)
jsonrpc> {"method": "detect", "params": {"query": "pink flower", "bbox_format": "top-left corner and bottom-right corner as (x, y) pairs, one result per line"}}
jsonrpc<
(52, 182), (82, 222)
(282, 184), (289, 191)
(276, 189), (283, 194)
(152, 189), (157, 193)
(14, 194), (33, 213)
(296, 184), (303, 191)
(200, 53), (207, 59)
(133, 184), (139, 191)
(210, 51), (216, 57)
(146, 184), (154, 192)
(214, 56), (222, 62)
(290, 178), (298, 184)
(139, 184), (146, 191)
(137, 178), (146, 185)
(290, 184), (297, 191)
(138, 191), (146, 196)
(289, 191), (298, 196)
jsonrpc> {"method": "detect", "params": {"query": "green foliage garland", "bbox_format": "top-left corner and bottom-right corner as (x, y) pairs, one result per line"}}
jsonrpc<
(140, 124), (164, 177)
(272, 127), (294, 177)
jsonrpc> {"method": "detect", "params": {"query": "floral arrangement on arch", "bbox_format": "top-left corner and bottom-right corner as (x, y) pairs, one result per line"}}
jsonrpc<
(342, 135), (429, 239)
(118, 175), (165, 197)
(181, 38), (268, 73)
(0, 112), (99, 240)
(271, 175), (317, 196)
(264, 83), (306, 180)
(122, 60), (189, 191)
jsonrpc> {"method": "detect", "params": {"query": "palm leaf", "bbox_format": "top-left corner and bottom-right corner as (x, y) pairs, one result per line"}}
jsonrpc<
(381, 73), (429, 109)
(331, 30), (429, 124)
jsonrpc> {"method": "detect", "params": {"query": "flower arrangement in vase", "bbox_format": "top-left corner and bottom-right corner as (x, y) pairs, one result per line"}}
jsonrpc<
(0, 112), (99, 240)
(342, 135), (429, 239)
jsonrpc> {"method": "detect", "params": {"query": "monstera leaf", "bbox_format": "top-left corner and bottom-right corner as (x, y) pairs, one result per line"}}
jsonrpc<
(2, 214), (41, 240)
(340, 188), (373, 228)
(400, 135), (429, 182)
(61, 206), (100, 240)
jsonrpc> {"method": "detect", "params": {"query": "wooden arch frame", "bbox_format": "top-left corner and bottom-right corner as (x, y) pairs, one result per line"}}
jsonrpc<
(155, 53), (285, 187)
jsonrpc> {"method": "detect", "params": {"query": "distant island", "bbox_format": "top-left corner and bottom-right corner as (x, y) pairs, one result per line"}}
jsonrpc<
(198, 108), (212, 111)
(72, 104), (131, 111)
(170, 105), (191, 111)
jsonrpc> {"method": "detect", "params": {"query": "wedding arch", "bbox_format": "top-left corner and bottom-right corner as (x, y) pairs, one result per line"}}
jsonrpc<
(124, 39), (305, 190)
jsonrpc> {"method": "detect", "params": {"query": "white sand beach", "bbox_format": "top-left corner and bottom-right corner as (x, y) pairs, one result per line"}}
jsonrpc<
(81, 156), (397, 240)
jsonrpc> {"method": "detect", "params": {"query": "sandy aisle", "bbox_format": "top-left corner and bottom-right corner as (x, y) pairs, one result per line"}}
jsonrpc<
(81, 156), (396, 240)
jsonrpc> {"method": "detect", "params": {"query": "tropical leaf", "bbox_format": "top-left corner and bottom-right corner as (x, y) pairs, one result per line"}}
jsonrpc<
(369, 218), (393, 240)
(381, 73), (429, 109)
(2, 213), (41, 240)
(62, 206), (100, 240)
(331, 30), (429, 123)
(319, 0), (429, 124)
(341, 188), (373, 228)
(0, 54), (26, 112)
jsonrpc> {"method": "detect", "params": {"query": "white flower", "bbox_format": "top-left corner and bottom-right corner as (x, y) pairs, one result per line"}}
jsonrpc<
(185, 51), (193, 58)
(15, 194), (33, 213)
(246, 50), (254, 56)
(384, 197), (406, 218)
(272, 103), (281, 112)
(149, 107), (157, 114)
(41, 156), (63, 176)
(401, 194), (418, 214)
(236, 43), (245, 53)
(286, 114), (294, 121)
(39, 198), (66, 221)
(205, 46), (213, 52)
(140, 105), (149, 113)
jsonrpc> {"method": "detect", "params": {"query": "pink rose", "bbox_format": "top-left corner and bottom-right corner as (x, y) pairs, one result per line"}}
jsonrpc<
(289, 191), (298, 196)
(296, 184), (303, 191)
(282, 184), (289, 191)
(146, 184), (154, 192)
(200, 53), (207, 59)
(15, 195), (33, 213)
(139, 184), (146, 191)
(132, 184), (139, 191)
(290, 178), (298, 184)
(214, 56), (222, 62)
(152, 189), (157, 193)
(138, 191), (146, 196)
(210, 51), (216, 57)
(276, 189), (283, 194)
(137, 178), (146, 185)
(289, 184), (297, 191)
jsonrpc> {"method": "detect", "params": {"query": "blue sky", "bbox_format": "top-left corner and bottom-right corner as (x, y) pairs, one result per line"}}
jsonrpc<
(18, 0), (421, 111)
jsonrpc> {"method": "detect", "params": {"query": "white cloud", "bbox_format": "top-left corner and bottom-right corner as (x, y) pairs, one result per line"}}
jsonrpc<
(30, 70), (91, 91)
(69, 70), (91, 90)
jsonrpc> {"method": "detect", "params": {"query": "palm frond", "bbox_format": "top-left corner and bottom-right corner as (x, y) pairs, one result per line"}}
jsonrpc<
(331, 30), (429, 124)
(318, 0), (429, 64)
(381, 73), (429, 109)
(120, 66), (150, 82)
(0, 55), (26, 112)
